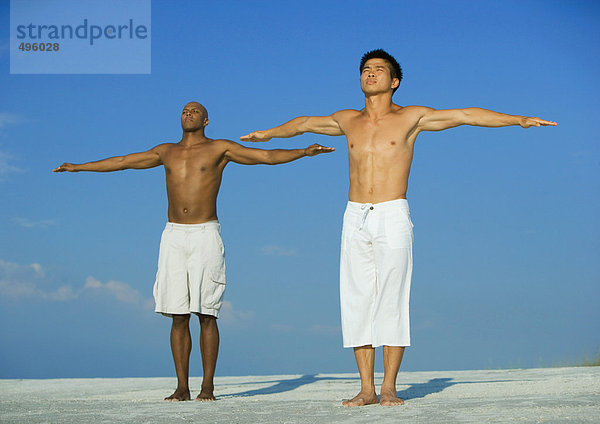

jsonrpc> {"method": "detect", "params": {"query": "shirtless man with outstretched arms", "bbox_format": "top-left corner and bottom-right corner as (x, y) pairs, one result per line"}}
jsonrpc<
(241, 50), (556, 407)
(54, 101), (333, 402)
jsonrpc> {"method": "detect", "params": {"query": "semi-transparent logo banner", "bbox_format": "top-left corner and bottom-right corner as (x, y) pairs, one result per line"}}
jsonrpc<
(10, 0), (151, 74)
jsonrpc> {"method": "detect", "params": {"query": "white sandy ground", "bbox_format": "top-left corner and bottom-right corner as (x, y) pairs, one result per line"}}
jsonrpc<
(1, 367), (599, 424)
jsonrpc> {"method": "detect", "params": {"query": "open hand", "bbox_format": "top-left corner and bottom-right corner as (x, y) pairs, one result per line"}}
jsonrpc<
(304, 144), (335, 157)
(520, 117), (557, 128)
(240, 131), (271, 142)
(53, 163), (78, 172)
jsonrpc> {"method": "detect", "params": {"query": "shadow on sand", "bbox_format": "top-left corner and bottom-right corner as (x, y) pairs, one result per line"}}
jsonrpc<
(220, 374), (354, 398)
(221, 374), (514, 400)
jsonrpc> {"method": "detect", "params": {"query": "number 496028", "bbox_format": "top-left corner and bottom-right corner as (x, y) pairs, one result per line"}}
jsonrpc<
(18, 42), (60, 52)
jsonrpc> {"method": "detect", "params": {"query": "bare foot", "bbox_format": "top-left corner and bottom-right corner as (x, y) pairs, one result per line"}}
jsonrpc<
(342, 391), (378, 407)
(164, 388), (191, 402)
(195, 386), (216, 402)
(379, 389), (404, 406)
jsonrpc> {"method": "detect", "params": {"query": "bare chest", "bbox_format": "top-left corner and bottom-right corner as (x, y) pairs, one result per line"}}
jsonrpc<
(162, 145), (222, 179)
(344, 117), (414, 158)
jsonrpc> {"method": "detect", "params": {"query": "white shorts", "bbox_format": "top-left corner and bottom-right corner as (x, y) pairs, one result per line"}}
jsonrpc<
(153, 221), (226, 318)
(340, 199), (413, 348)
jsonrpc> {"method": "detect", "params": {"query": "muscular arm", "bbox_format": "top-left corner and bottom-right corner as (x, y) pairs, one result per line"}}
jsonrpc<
(224, 142), (334, 165)
(53, 146), (163, 172)
(240, 114), (344, 142)
(417, 107), (557, 132)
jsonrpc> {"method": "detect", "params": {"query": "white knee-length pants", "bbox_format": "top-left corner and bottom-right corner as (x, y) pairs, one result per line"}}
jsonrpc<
(340, 199), (414, 348)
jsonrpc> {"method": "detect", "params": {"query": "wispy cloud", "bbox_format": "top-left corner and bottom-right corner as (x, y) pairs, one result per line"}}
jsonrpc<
(260, 245), (297, 257)
(0, 259), (153, 310)
(219, 300), (254, 327)
(12, 217), (56, 228)
(0, 259), (75, 301)
(0, 149), (22, 178)
(84, 276), (154, 310)
(0, 259), (255, 321)
(0, 113), (24, 128)
(0, 281), (77, 301)
(0, 112), (25, 128)
(0, 259), (45, 277)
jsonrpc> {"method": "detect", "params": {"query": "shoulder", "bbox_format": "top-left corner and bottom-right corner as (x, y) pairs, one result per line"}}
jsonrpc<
(150, 142), (177, 154)
(396, 105), (436, 126)
(398, 105), (435, 116)
(212, 139), (248, 154)
(332, 109), (361, 124)
(332, 109), (360, 118)
(152, 142), (178, 149)
(213, 138), (240, 148)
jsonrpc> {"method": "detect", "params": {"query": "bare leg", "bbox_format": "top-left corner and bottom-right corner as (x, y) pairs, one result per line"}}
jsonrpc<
(165, 314), (192, 401)
(342, 345), (379, 407)
(195, 314), (219, 401)
(380, 345), (405, 406)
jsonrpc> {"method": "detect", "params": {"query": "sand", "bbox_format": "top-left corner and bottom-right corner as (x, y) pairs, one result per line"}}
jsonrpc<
(2, 367), (599, 423)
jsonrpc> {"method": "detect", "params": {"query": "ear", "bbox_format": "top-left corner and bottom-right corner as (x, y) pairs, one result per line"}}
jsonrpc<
(391, 78), (400, 90)
(204, 118), (209, 127)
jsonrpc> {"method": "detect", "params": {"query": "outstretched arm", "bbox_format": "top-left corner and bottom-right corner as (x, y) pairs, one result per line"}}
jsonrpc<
(53, 146), (163, 172)
(224, 142), (334, 165)
(240, 114), (344, 142)
(417, 107), (557, 132)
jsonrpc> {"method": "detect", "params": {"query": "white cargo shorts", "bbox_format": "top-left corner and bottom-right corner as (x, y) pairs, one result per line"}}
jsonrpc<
(153, 221), (226, 318)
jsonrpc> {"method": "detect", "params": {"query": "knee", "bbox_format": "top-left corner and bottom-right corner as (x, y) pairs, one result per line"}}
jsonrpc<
(199, 314), (217, 328)
(172, 314), (190, 328)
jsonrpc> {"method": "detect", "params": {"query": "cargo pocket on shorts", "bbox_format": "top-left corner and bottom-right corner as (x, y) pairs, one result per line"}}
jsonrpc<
(201, 266), (226, 311)
(385, 211), (413, 249)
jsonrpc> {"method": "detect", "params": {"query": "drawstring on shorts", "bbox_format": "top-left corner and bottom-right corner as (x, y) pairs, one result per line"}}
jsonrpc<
(359, 203), (374, 230)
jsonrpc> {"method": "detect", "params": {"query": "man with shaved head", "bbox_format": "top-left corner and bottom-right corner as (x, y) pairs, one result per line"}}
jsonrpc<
(54, 101), (334, 401)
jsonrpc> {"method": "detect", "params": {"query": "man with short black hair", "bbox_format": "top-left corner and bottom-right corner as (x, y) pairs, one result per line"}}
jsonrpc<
(241, 49), (556, 406)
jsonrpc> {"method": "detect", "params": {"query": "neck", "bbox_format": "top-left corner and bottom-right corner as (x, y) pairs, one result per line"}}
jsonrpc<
(363, 92), (395, 118)
(180, 129), (209, 145)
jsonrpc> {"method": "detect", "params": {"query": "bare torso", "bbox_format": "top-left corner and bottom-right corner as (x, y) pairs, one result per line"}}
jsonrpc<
(156, 140), (228, 224)
(336, 105), (424, 203)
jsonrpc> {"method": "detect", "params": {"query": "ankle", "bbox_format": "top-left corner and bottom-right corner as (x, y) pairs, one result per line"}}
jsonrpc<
(380, 385), (397, 393)
(359, 386), (376, 395)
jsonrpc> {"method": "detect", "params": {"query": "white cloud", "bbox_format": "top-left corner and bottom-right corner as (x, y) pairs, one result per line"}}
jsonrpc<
(0, 259), (252, 318)
(0, 259), (153, 310)
(0, 115), (25, 179)
(12, 217), (56, 228)
(219, 300), (254, 327)
(0, 149), (22, 177)
(0, 113), (23, 128)
(0, 259), (46, 278)
(83, 276), (154, 310)
(260, 245), (297, 257)
(0, 275), (68, 302)
(30, 263), (44, 276)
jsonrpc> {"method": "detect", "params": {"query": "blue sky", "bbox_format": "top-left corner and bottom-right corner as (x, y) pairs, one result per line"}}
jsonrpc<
(0, 0), (598, 379)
